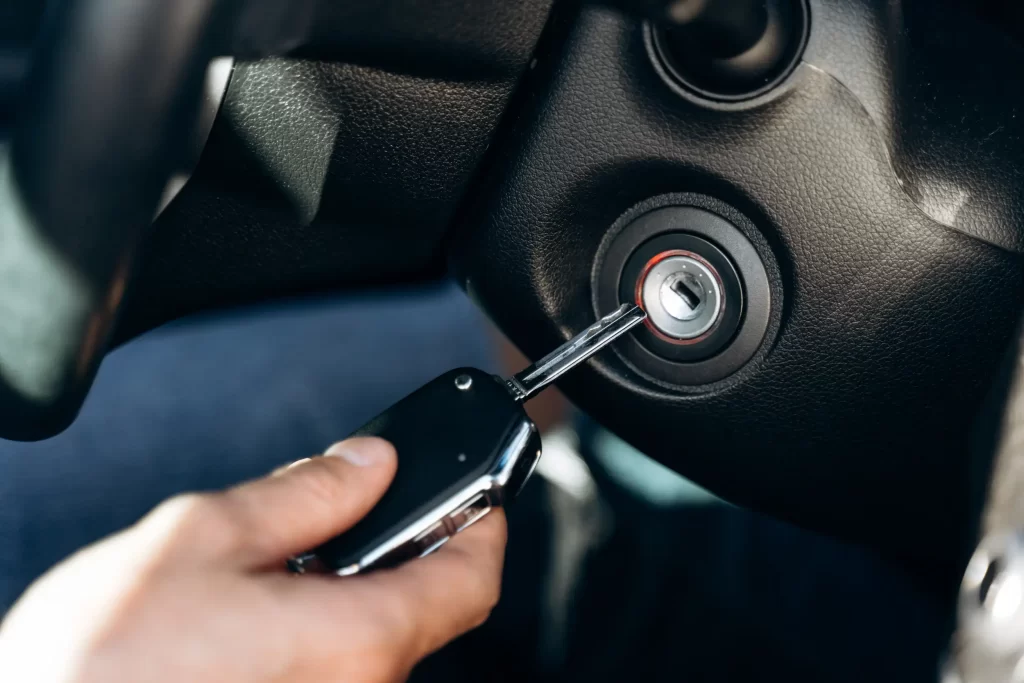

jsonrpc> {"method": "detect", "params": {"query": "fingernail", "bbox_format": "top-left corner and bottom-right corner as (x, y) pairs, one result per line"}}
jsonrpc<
(324, 439), (387, 467)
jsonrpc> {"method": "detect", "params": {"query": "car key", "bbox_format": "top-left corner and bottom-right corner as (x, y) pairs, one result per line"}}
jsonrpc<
(288, 303), (646, 576)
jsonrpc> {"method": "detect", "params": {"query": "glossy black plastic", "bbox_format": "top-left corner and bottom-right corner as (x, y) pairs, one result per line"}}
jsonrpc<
(313, 368), (531, 571)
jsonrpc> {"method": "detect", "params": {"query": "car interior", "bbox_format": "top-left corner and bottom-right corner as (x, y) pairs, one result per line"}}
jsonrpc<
(4, 0), (1024, 681)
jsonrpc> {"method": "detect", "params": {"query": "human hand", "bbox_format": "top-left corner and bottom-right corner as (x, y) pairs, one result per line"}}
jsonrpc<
(0, 437), (507, 683)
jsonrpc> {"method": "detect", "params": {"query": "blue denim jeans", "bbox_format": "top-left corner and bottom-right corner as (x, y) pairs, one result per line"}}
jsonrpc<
(0, 282), (497, 611)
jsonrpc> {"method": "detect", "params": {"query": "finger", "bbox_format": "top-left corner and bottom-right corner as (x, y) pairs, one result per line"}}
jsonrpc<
(387, 511), (508, 657)
(198, 437), (398, 568)
(279, 509), (507, 665)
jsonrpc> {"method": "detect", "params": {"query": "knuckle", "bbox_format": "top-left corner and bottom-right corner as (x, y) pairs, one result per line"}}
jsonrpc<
(138, 493), (243, 560)
(467, 568), (501, 623)
(353, 588), (423, 663)
(143, 493), (209, 537)
(484, 580), (502, 613)
(469, 605), (495, 631)
(456, 549), (502, 612)
(178, 493), (244, 554)
(463, 558), (502, 632)
(439, 551), (502, 636)
(377, 589), (419, 645)
(144, 493), (190, 524)
(148, 492), (204, 520)
(292, 457), (353, 512)
(359, 639), (416, 683)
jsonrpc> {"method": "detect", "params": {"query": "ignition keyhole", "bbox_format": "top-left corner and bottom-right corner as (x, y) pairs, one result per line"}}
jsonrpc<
(670, 278), (703, 310)
(660, 270), (709, 322)
(641, 253), (724, 339)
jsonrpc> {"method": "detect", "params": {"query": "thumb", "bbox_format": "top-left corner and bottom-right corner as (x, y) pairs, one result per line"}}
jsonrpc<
(197, 437), (398, 569)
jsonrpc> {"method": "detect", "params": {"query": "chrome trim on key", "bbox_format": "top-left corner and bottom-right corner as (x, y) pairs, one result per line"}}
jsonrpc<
(290, 420), (537, 577)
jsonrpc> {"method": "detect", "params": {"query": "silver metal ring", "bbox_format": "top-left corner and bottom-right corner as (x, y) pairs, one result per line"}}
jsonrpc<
(640, 254), (723, 340)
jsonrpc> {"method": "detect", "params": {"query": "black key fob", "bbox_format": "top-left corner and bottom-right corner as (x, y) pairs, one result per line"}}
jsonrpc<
(288, 304), (646, 576)
(289, 368), (541, 575)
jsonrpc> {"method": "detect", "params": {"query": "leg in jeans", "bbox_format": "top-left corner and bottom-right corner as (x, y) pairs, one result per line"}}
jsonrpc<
(0, 282), (498, 612)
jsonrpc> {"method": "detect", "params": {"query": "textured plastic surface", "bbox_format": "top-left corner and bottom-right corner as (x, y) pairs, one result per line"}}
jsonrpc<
(452, 3), (1024, 590)
(112, 0), (553, 343)
(300, 0), (556, 81)
(314, 368), (530, 570)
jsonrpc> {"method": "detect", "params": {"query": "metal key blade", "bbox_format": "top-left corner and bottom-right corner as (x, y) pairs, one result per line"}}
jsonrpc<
(505, 304), (646, 402)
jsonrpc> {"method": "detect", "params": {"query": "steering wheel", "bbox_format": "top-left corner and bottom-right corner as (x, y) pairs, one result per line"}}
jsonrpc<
(4, 0), (1024, 626)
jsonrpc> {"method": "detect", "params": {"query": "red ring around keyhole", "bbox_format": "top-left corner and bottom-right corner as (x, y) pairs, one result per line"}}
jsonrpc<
(634, 249), (726, 346)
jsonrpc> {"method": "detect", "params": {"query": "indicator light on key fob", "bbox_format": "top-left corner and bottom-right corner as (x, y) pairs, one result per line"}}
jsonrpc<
(289, 304), (645, 576)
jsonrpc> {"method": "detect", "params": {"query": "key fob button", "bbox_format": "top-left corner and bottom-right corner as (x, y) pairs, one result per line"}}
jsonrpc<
(449, 494), (492, 532)
(413, 521), (450, 556)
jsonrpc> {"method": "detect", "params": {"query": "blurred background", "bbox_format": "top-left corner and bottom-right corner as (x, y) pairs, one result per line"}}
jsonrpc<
(0, 281), (947, 682)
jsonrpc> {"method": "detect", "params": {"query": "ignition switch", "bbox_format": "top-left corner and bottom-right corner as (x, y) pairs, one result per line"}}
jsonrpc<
(617, 231), (743, 364)
(638, 250), (724, 342)
(594, 200), (776, 385)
